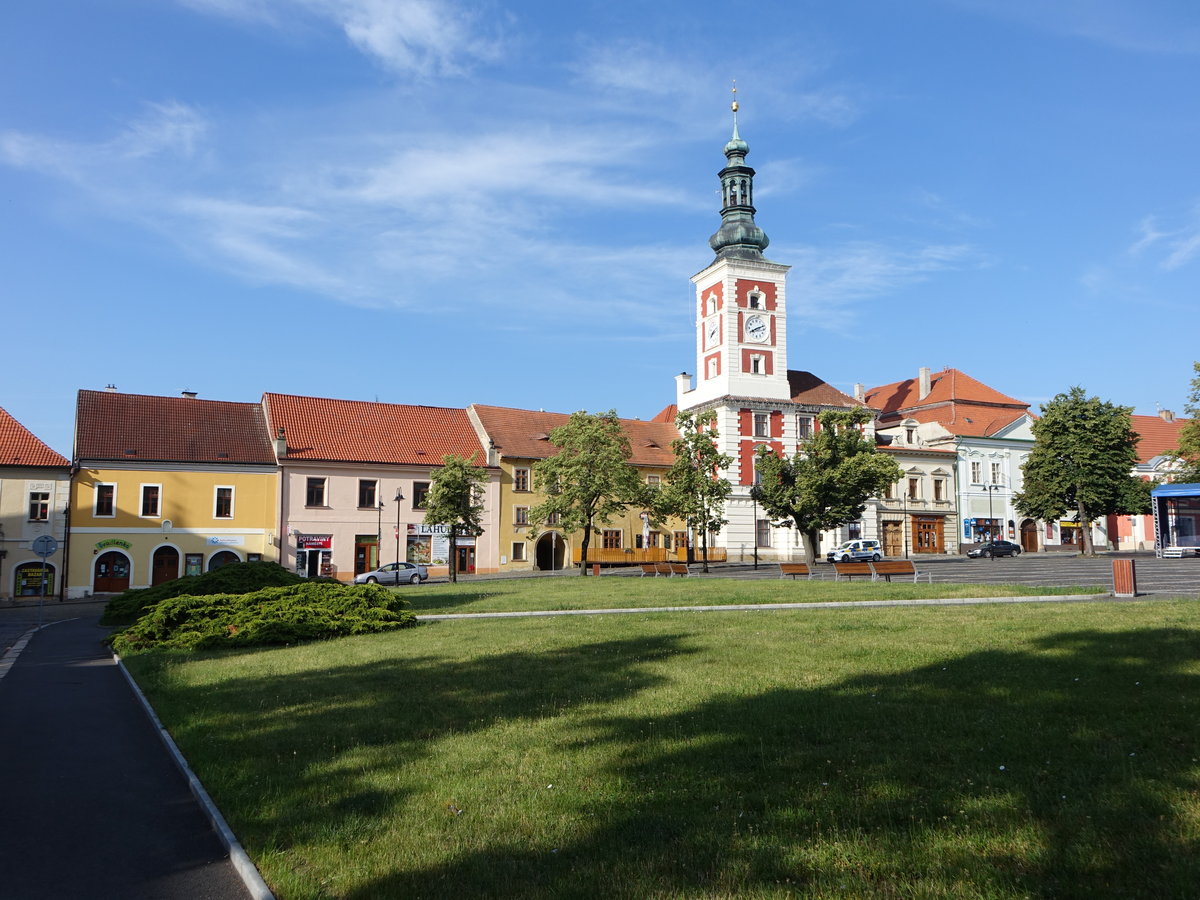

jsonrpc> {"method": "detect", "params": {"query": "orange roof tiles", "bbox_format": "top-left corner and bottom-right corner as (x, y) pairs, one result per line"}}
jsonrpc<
(864, 368), (1031, 439)
(75, 391), (275, 464)
(788, 371), (867, 408)
(264, 393), (485, 465)
(651, 404), (678, 423)
(0, 406), (68, 467)
(1130, 414), (1189, 464)
(471, 405), (679, 467)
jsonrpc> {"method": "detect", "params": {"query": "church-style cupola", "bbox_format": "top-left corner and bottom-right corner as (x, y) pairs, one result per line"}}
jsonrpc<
(679, 90), (792, 410)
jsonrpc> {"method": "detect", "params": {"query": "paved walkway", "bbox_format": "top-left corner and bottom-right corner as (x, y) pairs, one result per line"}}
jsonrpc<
(0, 604), (258, 899)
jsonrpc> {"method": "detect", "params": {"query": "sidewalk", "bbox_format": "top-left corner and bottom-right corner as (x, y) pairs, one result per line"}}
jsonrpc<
(0, 610), (256, 899)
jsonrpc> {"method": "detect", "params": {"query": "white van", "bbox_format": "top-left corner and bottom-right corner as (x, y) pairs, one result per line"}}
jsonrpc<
(825, 539), (882, 563)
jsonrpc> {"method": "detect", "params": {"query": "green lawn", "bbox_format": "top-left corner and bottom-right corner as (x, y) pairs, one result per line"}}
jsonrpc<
(406, 576), (1099, 616)
(126, 591), (1200, 899)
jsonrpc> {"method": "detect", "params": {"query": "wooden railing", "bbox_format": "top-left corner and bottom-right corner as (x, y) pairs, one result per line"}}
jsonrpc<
(570, 547), (727, 566)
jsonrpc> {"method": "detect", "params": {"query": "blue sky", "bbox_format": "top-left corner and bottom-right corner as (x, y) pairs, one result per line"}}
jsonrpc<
(3, 0), (1199, 457)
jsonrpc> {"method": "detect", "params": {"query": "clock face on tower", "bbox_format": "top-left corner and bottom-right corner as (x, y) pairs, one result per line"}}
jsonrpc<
(745, 314), (769, 343)
(705, 316), (720, 349)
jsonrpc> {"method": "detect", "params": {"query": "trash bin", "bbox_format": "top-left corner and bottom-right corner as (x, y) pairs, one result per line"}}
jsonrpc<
(1112, 559), (1137, 598)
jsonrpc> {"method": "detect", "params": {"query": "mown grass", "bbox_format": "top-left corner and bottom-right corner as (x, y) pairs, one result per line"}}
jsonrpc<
(406, 575), (1099, 616)
(125, 594), (1200, 899)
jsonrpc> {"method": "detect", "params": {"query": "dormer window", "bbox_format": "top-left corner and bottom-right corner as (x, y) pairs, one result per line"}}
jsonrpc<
(906, 427), (916, 444)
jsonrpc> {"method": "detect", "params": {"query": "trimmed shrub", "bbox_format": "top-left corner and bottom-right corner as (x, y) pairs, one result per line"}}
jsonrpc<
(110, 582), (417, 654)
(101, 561), (305, 626)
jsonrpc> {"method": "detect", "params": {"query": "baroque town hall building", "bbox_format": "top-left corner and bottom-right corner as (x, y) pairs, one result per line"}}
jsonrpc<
(673, 103), (869, 560)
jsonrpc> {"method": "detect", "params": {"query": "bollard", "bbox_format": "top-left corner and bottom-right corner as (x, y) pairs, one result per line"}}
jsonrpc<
(592, 563), (600, 576)
(1112, 558), (1137, 598)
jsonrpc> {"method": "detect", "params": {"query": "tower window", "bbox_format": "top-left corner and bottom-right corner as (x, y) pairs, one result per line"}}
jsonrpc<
(748, 292), (762, 309)
(753, 413), (769, 437)
(750, 355), (763, 374)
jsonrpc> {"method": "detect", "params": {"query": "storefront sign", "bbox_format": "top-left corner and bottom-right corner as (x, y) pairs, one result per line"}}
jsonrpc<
(95, 539), (132, 550)
(296, 534), (333, 549)
(207, 536), (243, 546)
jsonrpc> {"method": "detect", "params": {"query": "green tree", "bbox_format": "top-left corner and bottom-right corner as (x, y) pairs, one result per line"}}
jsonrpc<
(658, 409), (733, 573)
(528, 410), (646, 575)
(752, 407), (902, 563)
(423, 453), (488, 583)
(1171, 361), (1200, 482)
(1014, 386), (1143, 556)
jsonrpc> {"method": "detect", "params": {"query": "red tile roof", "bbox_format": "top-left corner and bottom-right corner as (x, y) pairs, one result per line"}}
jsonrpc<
(651, 404), (678, 423)
(75, 391), (275, 464)
(471, 405), (679, 467)
(865, 368), (1026, 415)
(1130, 413), (1189, 464)
(864, 369), (1031, 438)
(788, 371), (867, 408)
(0, 406), (69, 467)
(264, 393), (485, 465)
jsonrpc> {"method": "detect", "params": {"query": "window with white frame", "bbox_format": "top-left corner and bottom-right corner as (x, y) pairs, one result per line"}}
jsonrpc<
(796, 415), (814, 440)
(140, 484), (161, 518)
(513, 467), (530, 492)
(94, 483), (116, 517)
(990, 462), (1002, 485)
(214, 486), (234, 519)
(28, 491), (50, 521)
(305, 477), (326, 507)
(750, 354), (763, 374)
(753, 413), (769, 437)
(755, 519), (771, 547)
(706, 357), (719, 380)
(748, 291), (762, 309)
(970, 461), (982, 484)
(646, 475), (661, 489)
(511, 542), (526, 562)
(514, 506), (529, 526)
(907, 477), (920, 500)
(358, 479), (378, 508)
(933, 479), (944, 502)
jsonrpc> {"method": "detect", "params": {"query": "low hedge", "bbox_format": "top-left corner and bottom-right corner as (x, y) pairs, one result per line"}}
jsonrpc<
(110, 581), (417, 654)
(101, 561), (305, 626)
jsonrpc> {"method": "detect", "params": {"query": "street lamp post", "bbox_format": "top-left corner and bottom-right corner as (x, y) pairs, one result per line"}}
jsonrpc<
(376, 499), (385, 569)
(394, 489), (404, 565)
(750, 486), (760, 570)
(984, 483), (1002, 552)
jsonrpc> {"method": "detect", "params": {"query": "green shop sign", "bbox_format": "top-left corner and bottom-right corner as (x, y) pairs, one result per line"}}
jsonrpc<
(95, 539), (132, 550)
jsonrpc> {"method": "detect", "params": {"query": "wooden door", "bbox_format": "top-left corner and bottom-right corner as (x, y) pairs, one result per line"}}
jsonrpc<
(883, 520), (903, 558)
(94, 551), (130, 593)
(1020, 520), (1038, 552)
(457, 546), (476, 574)
(151, 546), (180, 585)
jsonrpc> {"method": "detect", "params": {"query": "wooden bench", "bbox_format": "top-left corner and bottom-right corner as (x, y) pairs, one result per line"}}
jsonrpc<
(666, 563), (690, 577)
(779, 563), (817, 580)
(639, 563), (660, 576)
(870, 560), (932, 583)
(832, 561), (873, 581)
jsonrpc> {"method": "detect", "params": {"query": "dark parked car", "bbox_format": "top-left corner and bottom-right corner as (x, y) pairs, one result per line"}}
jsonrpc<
(354, 561), (429, 585)
(967, 540), (1022, 559)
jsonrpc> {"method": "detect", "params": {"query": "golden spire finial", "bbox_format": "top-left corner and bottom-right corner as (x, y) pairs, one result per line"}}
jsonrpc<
(731, 79), (739, 114)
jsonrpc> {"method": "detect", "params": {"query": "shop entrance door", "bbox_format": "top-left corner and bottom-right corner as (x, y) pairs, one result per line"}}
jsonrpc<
(94, 551), (130, 593)
(456, 546), (476, 575)
(883, 520), (903, 557)
(1020, 520), (1038, 552)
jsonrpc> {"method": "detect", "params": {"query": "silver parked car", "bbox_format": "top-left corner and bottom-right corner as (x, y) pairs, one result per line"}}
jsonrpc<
(354, 561), (429, 585)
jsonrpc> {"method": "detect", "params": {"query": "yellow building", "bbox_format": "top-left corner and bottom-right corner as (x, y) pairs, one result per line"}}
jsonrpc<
(68, 389), (278, 598)
(468, 404), (698, 571)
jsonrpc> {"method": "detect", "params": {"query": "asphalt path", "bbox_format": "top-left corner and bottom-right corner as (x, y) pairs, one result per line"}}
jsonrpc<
(0, 600), (255, 900)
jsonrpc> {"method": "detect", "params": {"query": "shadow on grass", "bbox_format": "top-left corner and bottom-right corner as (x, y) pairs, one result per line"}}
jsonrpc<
(139, 626), (1200, 898)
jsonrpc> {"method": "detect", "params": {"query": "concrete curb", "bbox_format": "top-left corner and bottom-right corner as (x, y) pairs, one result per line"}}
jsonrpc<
(0, 626), (41, 683)
(114, 653), (275, 900)
(418, 593), (1117, 620)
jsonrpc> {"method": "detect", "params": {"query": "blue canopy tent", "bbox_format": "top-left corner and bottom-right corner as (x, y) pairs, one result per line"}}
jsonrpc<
(1151, 482), (1200, 557)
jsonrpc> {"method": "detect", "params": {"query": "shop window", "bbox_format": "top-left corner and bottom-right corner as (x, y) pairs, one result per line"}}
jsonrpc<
(511, 542), (526, 562)
(28, 491), (49, 521)
(185, 553), (204, 577)
(214, 486), (234, 518)
(15, 561), (55, 596)
(140, 484), (160, 518)
(358, 479), (378, 508)
(95, 483), (116, 517)
(513, 468), (530, 492)
(305, 477), (326, 507)
(412, 482), (430, 509)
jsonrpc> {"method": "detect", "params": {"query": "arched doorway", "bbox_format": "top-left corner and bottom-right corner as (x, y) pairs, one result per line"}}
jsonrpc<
(152, 546), (180, 585)
(1020, 519), (1039, 553)
(535, 532), (567, 571)
(14, 561), (56, 596)
(94, 551), (130, 593)
(208, 550), (240, 571)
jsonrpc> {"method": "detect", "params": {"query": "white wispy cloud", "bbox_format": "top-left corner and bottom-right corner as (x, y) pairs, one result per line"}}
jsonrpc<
(177, 0), (504, 75)
(1127, 204), (1200, 269)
